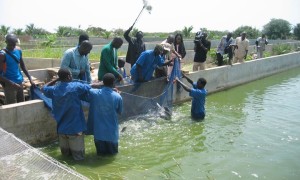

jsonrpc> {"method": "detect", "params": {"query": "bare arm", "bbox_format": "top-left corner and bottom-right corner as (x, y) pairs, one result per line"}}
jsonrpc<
(176, 77), (191, 92)
(181, 72), (193, 85)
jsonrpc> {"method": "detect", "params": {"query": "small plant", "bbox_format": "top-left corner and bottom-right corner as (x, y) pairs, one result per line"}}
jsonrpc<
(208, 48), (217, 64)
(272, 44), (292, 55)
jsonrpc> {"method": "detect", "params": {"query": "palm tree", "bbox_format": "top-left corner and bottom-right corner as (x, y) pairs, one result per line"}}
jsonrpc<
(101, 31), (112, 39)
(25, 23), (36, 37)
(13, 28), (23, 36)
(182, 26), (193, 38)
(0, 25), (10, 36)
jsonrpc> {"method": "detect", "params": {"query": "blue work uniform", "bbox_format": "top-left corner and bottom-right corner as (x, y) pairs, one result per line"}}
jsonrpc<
(190, 82), (207, 119)
(130, 50), (165, 82)
(42, 81), (91, 135)
(85, 87), (123, 143)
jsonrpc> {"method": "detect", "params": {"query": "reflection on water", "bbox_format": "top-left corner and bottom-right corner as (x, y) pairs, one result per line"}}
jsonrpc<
(42, 67), (300, 179)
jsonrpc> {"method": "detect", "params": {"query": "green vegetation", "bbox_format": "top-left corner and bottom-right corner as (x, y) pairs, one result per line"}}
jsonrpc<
(263, 19), (291, 39)
(293, 23), (300, 40)
(22, 48), (101, 62)
(272, 44), (292, 55)
(233, 26), (260, 39)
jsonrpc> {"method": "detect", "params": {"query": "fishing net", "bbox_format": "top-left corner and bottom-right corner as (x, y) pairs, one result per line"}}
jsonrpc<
(31, 58), (182, 121)
(119, 58), (182, 120)
(0, 127), (88, 180)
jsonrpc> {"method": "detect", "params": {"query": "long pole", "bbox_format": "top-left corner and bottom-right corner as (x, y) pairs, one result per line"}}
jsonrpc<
(132, 6), (145, 27)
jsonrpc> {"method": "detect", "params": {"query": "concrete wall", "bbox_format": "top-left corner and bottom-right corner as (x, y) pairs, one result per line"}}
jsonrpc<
(0, 100), (57, 145)
(1, 52), (299, 145)
(172, 52), (300, 103)
(23, 41), (300, 70)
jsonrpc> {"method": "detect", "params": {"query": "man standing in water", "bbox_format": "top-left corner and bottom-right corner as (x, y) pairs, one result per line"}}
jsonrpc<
(42, 68), (91, 161)
(176, 73), (207, 120)
(85, 73), (123, 156)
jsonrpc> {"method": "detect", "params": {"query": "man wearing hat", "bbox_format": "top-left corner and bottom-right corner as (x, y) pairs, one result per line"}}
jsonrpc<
(130, 44), (173, 83)
(0, 34), (35, 104)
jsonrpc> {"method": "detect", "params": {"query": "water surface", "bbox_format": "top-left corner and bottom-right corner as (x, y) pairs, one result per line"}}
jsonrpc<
(43, 67), (300, 179)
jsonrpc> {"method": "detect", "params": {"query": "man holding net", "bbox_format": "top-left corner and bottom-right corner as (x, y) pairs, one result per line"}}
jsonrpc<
(176, 73), (207, 120)
(84, 73), (123, 156)
(42, 68), (91, 161)
(130, 44), (173, 83)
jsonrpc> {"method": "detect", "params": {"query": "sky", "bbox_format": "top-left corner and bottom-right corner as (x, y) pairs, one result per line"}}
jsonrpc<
(0, 0), (300, 33)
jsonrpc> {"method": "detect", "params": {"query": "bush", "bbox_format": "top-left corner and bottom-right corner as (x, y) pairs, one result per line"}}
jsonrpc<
(272, 44), (292, 55)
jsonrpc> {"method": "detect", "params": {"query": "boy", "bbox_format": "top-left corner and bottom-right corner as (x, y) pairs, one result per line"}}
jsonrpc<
(176, 73), (207, 120)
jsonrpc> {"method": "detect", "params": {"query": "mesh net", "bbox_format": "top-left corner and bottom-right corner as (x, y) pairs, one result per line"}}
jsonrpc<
(31, 58), (182, 121)
(119, 58), (182, 121)
(0, 127), (88, 180)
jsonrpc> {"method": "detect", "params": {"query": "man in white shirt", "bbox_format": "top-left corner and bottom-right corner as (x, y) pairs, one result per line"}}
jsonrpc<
(233, 32), (249, 63)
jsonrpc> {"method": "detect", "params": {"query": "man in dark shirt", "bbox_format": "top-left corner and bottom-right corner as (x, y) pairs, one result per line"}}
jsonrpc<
(123, 26), (146, 67)
(193, 32), (211, 71)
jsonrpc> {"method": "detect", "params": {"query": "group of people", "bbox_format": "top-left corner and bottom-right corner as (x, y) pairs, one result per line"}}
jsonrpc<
(42, 69), (122, 160)
(5, 29), (259, 161)
(215, 32), (268, 66)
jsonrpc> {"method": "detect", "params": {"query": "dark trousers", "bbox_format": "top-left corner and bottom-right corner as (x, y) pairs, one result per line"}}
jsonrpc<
(216, 53), (224, 66)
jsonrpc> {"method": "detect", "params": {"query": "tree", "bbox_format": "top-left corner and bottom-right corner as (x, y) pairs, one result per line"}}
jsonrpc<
(233, 26), (260, 39)
(101, 31), (112, 39)
(131, 28), (139, 37)
(13, 28), (24, 36)
(182, 26), (193, 38)
(0, 25), (10, 36)
(293, 23), (300, 40)
(113, 28), (124, 36)
(25, 23), (36, 36)
(262, 18), (291, 39)
(86, 26), (106, 37)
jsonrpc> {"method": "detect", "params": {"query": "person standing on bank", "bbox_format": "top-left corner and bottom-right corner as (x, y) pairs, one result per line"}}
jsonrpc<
(176, 73), (207, 120)
(85, 73), (123, 156)
(233, 32), (249, 63)
(78, 33), (89, 47)
(98, 37), (123, 82)
(42, 68), (91, 161)
(61, 40), (93, 83)
(0, 34), (35, 104)
(216, 32), (234, 66)
(193, 32), (211, 71)
(255, 34), (268, 59)
(174, 33), (186, 70)
(130, 44), (173, 83)
(124, 26), (146, 67)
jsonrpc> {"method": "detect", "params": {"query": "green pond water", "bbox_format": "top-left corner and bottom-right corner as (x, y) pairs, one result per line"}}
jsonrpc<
(42, 67), (300, 179)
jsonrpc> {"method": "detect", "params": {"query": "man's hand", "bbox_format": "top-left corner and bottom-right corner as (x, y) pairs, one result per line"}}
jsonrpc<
(29, 79), (36, 88)
(117, 74), (123, 82)
(181, 71), (187, 78)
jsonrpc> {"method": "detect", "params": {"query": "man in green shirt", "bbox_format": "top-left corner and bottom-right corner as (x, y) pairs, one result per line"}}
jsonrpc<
(98, 37), (123, 81)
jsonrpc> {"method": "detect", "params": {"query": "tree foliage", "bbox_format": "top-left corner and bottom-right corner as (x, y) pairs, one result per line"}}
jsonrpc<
(263, 18), (291, 39)
(293, 23), (300, 40)
(0, 25), (10, 36)
(182, 26), (193, 38)
(86, 26), (106, 37)
(233, 26), (260, 39)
